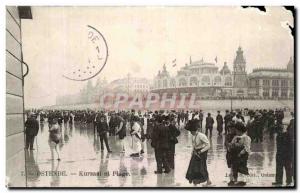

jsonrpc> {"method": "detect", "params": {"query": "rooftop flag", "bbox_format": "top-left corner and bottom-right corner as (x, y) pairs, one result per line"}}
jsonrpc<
(172, 59), (176, 67)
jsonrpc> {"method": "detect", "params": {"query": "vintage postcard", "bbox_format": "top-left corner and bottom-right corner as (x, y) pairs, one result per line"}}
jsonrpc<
(6, 6), (295, 188)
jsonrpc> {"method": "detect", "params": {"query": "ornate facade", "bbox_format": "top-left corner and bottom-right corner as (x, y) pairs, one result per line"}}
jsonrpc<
(152, 60), (234, 97)
(151, 47), (250, 98)
(151, 47), (294, 99)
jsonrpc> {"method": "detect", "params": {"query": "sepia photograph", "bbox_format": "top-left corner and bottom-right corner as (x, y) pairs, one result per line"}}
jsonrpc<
(5, 5), (295, 188)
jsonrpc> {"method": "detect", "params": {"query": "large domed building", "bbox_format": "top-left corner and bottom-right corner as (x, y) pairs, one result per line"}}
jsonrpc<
(151, 46), (294, 99)
(151, 47), (250, 98)
(152, 60), (234, 98)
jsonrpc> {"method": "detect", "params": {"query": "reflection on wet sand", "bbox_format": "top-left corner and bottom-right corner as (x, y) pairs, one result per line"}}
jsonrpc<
(25, 150), (40, 186)
(50, 160), (60, 187)
(25, 119), (285, 187)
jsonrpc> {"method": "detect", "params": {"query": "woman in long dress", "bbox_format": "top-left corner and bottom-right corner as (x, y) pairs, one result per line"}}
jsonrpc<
(130, 116), (142, 157)
(49, 118), (62, 160)
(186, 120), (212, 186)
(116, 115), (126, 153)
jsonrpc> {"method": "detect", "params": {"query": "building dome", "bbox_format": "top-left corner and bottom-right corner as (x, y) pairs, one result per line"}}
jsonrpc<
(220, 62), (231, 75)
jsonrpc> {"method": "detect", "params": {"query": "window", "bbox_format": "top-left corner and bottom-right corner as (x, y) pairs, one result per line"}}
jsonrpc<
(272, 88), (279, 97)
(263, 88), (269, 97)
(255, 80), (259, 86)
(179, 78), (187, 87)
(281, 88), (288, 98)
(272, 80), (279, 87)
(263, 79), (270, 86)
(201, 76), (210, 85)
(281, 80), (288, 87)
(190, 77), (198, 86)
(225, 77), (232, 86)
(214, 76), (222, 85)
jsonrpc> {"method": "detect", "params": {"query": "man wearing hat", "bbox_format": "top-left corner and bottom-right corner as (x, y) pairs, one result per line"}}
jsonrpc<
(252, 112), (263, 143)
(96, 114), (112, 153)
(199, 110), (204, 130)
(25, 112), (39, 150)
(109, 112), (117, 136)
(246, 110), (255, 140)
(272, 121), (293, 186)
(266, 110), (276, 139)
(224, 110), (232, 135)
(151, 114), (171, 174)
(216, 111), (224, 136)
(205, 113), (214, 138)
(166, 115), (180, 170)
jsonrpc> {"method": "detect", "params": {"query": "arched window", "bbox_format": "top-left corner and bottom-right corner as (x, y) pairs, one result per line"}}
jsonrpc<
(201, 76), (210, 85)
(214, 76), (221, 85)
(190, 77), (198, 86)
(225, 76), (232, 86)
(179, 78), (187, 87)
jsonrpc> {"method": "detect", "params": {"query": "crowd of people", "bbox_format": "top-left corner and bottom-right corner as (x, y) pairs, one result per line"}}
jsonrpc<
(24, 107), (294, 187)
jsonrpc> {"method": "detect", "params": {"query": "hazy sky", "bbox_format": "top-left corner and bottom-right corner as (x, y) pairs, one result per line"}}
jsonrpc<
(21, 6), (294, 108)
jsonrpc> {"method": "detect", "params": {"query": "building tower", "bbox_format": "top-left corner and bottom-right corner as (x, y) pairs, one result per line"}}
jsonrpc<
(233, 46), (248, 96)
(287, 56), (294, 72)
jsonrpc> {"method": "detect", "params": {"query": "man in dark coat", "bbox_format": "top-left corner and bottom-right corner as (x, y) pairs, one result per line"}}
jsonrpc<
(275, 109), (284, 125)
(25, 113), (39, 150)
(205, 113), (214, 138)
(48, 110), (55, 128)
(272, 123), (293, 186)
(287, 112), (295, 184)
(167, 115), (181, 169)
(63, 112), (69, 125)
(246, 111), (255, 140)
(253, 113), (264, 143)
(151, 115), (171, 174)
(267, 110), (276, 139)
(199, 110), (204, 130)
(224, 110), (231, 135)
(216, 111), (223, 136)
(139, 115), (146, 154)
(56, 111), (63, 126)
(109, 113), (117, 136)
(96, 114), (112, 153)
(237, 111), (245, 123)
